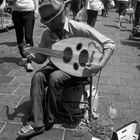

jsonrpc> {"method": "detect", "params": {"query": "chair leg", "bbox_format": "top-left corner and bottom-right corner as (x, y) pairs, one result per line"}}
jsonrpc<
(88, 76), (93, 121)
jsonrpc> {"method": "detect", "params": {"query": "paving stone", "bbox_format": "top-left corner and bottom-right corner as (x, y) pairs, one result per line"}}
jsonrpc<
(126, 80), (140, 88)
(0, 76), (14, 84)
(0, 122), (22, 140)
(0, 121), (6, 133)
(9, 75), (32, 86)
(0, 68), (11, 76)
(99, 84), (119, 95)
(0, 84), (18, 94)
(99, 76), (127, 86)
(13, 85), (30, 96)
(112, 94), (132, 108)
(118, 86), (140, 96)
(0, 10), (140, 140)
(64, 129), (93, 140)
(111, 107), (140, 131)
(130, 96), (140, 108)
(0, 94), (22, 108)
(31, 128), (64, 140)
(7, 68), (27, 77)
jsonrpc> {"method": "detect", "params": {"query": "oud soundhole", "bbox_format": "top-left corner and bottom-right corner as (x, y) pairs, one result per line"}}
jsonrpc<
(63, 47), (72, 63)
(73, 63), (79, 70)
(79, 50), (89, 67)
(76, 43), (82, 51)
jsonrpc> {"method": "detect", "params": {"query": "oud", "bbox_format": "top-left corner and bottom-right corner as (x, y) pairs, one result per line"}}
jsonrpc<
(30, 37), (103, 77)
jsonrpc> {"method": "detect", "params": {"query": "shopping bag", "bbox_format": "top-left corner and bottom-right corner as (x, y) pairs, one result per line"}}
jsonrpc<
(109, 0), (115, 8)
(75, 7), (87, 22)
(87, 0), (104, 11)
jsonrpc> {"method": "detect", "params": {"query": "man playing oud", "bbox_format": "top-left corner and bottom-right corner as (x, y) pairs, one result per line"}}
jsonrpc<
(17, 0), (115, 137)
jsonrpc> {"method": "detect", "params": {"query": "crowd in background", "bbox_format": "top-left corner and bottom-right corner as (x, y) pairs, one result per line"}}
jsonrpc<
(0, 0), (140, 68)
(63, 0), (140, 29)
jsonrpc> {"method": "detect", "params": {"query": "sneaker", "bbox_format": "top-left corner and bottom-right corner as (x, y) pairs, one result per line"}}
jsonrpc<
(25, 63), (34, 72)
(18, 58), (27, 66)
(91, 110), (100, 120)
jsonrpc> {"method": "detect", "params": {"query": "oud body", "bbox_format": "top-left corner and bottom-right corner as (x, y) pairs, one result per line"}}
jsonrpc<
(31, 37), (103, 77)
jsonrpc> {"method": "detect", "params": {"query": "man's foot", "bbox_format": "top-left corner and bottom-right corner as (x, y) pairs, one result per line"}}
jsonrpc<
(45, 122), (54, 131)
(117, 24), (126, 29)
(25, 63), (34, 72)
(17, 124), (45, 137)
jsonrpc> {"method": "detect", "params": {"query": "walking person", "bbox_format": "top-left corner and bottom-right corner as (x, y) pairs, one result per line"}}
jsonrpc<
(117, 0), (129, 28)
(134, 0), (140, 27)
(86, 0), (104, 27)
(71, 0), (82, 20)
(12, 0), (39, 72)
(17, 0), (115, 138)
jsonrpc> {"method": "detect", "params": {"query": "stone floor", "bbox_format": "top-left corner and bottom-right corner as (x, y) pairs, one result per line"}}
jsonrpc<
(0, 10), (140, 140)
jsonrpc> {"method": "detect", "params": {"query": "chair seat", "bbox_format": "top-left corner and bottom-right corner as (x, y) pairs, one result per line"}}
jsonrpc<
(66, 78), (90, 88)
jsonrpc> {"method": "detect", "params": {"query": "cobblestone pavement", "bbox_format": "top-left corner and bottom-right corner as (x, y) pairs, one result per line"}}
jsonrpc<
(0, 10), (140, 140)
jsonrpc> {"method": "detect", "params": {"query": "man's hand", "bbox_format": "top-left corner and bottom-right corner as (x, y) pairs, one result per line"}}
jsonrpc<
(85, 62), (102, 75)
(34, 10), (39, 20)
(24, 47), (35, 60)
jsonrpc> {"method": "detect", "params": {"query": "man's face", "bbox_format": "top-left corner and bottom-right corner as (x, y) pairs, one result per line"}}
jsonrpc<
(41, 12), (65, 32)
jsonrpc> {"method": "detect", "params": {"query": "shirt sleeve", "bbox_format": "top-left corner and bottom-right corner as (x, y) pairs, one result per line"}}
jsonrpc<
(34, 29), (51, 64)
(70, 21), (116, 51)
(84, 25), (116, 51)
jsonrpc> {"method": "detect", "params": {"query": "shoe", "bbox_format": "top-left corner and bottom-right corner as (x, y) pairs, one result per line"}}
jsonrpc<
(18, 58), (27, 66)
(17, 124), (45, 137)
(117, 24), (122, 29)
(45, 122), (54, 131)
(91, 110), (100, 120)
(25, 63), (34, 72)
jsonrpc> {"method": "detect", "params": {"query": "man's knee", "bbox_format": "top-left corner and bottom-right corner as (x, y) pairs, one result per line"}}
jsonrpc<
(49, 70), (64, 84)
(32, 72), (45, 83)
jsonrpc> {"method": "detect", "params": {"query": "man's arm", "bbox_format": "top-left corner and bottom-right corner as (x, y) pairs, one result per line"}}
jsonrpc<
(86, 47), (114, 74)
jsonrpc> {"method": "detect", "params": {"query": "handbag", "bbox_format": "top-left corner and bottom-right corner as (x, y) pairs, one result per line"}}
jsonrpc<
(87, 0), (104, 11)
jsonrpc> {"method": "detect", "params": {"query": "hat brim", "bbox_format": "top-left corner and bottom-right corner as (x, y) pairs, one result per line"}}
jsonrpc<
(41, 2), (65, 24)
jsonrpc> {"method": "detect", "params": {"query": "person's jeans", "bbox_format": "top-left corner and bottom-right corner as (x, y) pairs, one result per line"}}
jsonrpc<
(135, 1), (140, 27)
(12, 11), (35, 58)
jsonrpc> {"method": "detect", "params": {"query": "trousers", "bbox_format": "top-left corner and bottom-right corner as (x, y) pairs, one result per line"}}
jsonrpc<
(12, 11), (35, 58)
(27, 63), (87, 128)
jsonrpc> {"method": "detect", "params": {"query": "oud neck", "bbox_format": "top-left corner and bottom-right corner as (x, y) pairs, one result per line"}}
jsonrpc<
(31, 47), (63, 58)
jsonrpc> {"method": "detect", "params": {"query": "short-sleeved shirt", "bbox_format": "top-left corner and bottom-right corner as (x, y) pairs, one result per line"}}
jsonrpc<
(37, 17), (115, 63)
(12, 0), (35, 11)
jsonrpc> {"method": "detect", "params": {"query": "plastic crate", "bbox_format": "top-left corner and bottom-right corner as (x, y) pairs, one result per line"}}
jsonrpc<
(111, 120), (140, 140)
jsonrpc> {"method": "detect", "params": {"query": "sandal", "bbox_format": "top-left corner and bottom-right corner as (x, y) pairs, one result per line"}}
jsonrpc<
(17, 124), (45, 137)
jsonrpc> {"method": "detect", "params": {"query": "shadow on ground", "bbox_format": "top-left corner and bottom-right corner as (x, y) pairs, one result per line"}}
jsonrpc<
(6, 101), (31, 125)
(0, 41), (17, 47)
(103, 24), (118, 29)
(0, 57), (21, 65)
(121, 39), (140, 49)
